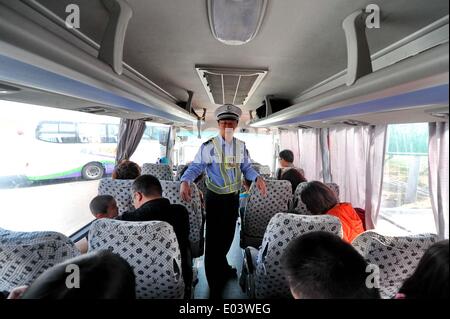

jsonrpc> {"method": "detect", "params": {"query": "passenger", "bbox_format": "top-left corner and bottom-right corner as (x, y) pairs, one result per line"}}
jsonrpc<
(280, 167), (307, 193)
(395, 239), (449, 299)
(112, 160), (141, 180)
(276, 149), (303, 179)
(117, 174), (193, 297)
(75, 195), (119, 254)
(89, 195), (119, 219)
(281, 231), (380, 299)
(300, 181), (364, 243)
(13, 250), (135, 299)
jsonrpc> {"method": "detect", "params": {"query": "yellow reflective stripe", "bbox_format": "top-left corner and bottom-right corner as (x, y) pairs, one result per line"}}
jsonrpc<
(205, 177), (241, 194)
(212, 137), (232, 186)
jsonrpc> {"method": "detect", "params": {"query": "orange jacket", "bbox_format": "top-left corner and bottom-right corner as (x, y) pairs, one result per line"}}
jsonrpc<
(327, 203), (364, 243)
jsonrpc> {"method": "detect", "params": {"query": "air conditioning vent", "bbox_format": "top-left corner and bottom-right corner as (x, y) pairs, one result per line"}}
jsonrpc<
(322, 119), (370, 126)
(78, 106), (108, 114)
(0, 83), (21, 94)
(196, 66), (267, 106)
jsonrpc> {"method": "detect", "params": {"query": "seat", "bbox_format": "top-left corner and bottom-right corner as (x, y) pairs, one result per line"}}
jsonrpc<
(98, 178), (135, 215)
(240, 180), (293, 249)
(161, 181), (204, 258)
(142, 163), (173, 180)
(88, 219), (184, 299)
(292, 182), (340, 214)
(0, 228), (80, 292)
(258, 165), (272, 178)
(352, 231), (438, 299)
(174, 164), (187, 181)
(240, 213), (343, 298)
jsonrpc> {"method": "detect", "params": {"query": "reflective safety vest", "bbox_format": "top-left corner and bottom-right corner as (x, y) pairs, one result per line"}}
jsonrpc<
(205, 136), (242, 194)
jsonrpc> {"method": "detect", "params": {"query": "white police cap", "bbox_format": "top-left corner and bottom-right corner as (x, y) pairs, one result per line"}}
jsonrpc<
(215, 104), (242, 121)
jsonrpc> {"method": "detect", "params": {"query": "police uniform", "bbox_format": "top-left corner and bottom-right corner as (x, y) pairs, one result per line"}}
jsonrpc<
(180, 104), (260, 296)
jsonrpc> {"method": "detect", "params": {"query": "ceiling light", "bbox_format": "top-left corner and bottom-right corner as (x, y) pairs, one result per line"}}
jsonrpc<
(207, 0), (268, 45)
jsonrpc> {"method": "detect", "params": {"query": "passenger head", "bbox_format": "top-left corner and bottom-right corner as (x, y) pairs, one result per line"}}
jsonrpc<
(397, 240), (449, 299)
(112, 160), (141, 180)
(301, 181), (338, 215)
(89, 195), (118, 219)
(278, 149), (294, 167)
(281, 231), (380, 299)
(280, 168), (307, 193)
(132, 174), (163, 208)
(21, 250), (136, 299)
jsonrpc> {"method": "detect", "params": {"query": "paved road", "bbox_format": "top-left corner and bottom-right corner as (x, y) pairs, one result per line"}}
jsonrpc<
(0, 179), (99, 236)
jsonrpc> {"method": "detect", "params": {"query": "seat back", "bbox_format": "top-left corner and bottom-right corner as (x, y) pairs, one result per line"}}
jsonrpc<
(98, 178), (135, 215)
(259, 165), (271, 178)
(254, 213), (343, 298)
(174, 164), (187, 181)
(241, 180), (293, 248)
(352, 231), (438, 298)
(161, 181), (204, 257)
(0, 228), (80, 292)
(142, 163), (173, 180)
(88, 219), (184, 299)
(293, 182), (340, 214)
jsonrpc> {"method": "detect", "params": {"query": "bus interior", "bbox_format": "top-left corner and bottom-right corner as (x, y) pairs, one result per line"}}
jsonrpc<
(0, 0), (448, 301)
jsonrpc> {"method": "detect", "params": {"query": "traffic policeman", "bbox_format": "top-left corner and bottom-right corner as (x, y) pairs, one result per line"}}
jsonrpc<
(180, 104), (267, 298)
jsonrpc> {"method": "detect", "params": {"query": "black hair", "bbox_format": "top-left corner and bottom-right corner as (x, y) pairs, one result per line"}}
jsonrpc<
(301, 181), (338, 215)
(279, 149), (294, 163)
(89, 195), (115, 216)
(280, 168), (307, 193)
(21, 250), (136, 299)
(112, 160), (141, 180)
(398, 239), (449, 299)
(281, 231), (380, 299)
(132, 174), (162, 197)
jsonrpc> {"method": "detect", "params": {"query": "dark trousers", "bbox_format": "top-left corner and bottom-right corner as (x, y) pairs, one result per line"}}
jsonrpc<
(204, 190), (239, 292)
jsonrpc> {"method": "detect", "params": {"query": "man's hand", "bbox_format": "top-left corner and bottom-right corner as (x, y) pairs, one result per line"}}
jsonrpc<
(7, 285), (28, 299)
(255, 176), (267, 196)
(180, 181), (192, 202)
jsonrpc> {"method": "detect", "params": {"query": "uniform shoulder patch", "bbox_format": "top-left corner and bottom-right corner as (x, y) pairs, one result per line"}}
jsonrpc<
(202, 138), (214, 146)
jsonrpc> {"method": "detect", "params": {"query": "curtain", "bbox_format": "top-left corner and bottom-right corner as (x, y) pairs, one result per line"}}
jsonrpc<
(329, 125), (387, 223)
(298, 128), (324, 181)
(279, 129), (301, 167)
(428, 122), (449, 239)
(115, 119), (146, 163)
(365, 125), (387, 229)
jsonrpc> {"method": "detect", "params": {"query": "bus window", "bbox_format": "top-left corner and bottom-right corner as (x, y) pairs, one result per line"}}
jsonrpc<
(0, 101), (120, 236)
(378, 123), (435, 235)
(129, 123), (170, 166)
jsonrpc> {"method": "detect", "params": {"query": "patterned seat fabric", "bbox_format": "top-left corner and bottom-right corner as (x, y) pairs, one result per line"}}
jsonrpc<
(88, 219), (184, 299)
(98, 178), (135, 215)
(0, 228), (80, 292)
(174, 165), (187, 181)
(241, 180), (293, 248)
(244, 213), (343, 299)
(142, 163), (173, 181)
(161, 181), (204, 258)
(259, 165), (272, 178)
(293, 182), (340, 214)
(352, 231), (438, 299)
